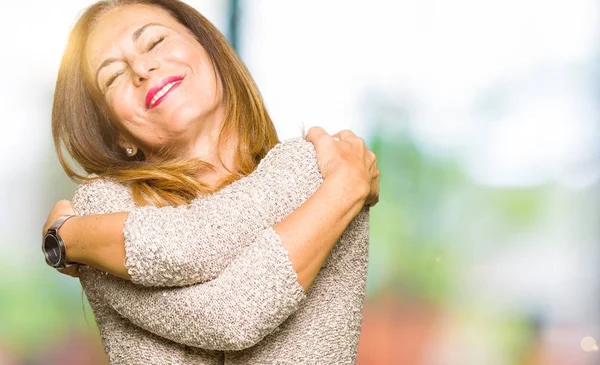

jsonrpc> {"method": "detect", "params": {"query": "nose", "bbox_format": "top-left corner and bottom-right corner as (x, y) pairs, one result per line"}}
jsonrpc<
(130, 56), (160, 87)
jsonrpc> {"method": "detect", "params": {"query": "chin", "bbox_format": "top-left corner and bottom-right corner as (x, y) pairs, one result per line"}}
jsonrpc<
(166, 104), (214, 132)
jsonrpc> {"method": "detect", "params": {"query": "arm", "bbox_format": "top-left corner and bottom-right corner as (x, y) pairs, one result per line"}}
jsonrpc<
(79, 227), (306, 351)
(72, 141), (370, 349)
(65, 138), (367, 289)
(68, 139), (316, 285)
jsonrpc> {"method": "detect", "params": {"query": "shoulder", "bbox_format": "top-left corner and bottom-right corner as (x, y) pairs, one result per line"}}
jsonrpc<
(274, 137), (316, 155)
(257, 137), (319, 174)
(271, 137), (316, 158)
(72, 174), (135, 216)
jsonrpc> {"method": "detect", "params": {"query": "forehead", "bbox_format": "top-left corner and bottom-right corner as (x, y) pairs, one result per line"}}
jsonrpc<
(85, 4), (181, 73)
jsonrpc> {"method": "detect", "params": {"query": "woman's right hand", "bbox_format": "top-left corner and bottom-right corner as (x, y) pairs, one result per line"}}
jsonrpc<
(305, 127), (380, 207)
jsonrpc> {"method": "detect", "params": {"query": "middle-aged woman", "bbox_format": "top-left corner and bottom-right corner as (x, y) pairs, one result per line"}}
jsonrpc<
(42, 0), (379, 364)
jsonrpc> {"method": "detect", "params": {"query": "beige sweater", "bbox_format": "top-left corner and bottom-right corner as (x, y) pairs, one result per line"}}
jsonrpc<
(72, 137), (370, 365)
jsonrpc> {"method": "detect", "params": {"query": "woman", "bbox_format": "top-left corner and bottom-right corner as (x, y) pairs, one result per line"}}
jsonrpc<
(43, 0), (379, 364)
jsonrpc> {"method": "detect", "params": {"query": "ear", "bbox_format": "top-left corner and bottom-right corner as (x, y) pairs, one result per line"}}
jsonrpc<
(117, 134), (138, 157)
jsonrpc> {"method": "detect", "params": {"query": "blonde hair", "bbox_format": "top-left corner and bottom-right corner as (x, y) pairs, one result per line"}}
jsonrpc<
(52, 0), (279, 207)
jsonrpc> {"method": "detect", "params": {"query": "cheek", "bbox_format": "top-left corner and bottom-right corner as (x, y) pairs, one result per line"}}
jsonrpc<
(105, 88), (155, 142)
(168, 40), (210, 79)
(107, 86), (134, 117)
(167, 37), (203, 63)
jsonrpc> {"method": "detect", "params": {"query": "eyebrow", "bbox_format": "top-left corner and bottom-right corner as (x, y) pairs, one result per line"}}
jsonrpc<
(94, 22), (165, 86)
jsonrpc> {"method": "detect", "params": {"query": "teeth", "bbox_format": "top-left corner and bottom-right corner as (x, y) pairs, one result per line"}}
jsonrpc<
(149, 81), (179, 107)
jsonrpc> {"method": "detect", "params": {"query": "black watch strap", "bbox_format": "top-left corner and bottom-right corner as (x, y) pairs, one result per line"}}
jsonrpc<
(43, 215), (76, 269)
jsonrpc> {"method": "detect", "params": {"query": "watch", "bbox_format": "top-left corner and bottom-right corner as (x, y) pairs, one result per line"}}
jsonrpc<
(42, 215), (76, 269)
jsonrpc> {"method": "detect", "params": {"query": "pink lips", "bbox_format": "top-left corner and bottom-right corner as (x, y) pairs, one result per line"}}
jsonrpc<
(145, 75), (184, 109)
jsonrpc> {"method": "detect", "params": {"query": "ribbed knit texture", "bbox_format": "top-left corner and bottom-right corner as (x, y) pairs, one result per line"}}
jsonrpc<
(72, 137), (370, 364)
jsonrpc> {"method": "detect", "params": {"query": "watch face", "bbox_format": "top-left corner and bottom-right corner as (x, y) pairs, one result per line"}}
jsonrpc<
(43, 234), (62, 266)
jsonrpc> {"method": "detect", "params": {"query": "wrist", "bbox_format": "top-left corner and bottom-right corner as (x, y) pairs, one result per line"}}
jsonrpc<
(57, 215), (81, 264)
(322, 172), (368, 220)
(326, 168), (369, 205)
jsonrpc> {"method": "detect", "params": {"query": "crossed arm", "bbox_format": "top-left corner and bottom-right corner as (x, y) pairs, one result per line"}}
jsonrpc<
(68, 138), (370, 350)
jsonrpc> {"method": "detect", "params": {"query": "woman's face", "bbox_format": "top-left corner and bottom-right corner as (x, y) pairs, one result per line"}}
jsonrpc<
(84, 4), (223, 156)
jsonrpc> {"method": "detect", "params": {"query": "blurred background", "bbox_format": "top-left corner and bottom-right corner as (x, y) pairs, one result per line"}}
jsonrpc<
(1, 0), (598, 364)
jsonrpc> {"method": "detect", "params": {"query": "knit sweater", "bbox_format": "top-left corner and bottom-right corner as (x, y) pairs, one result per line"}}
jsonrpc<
(72, 137), (370, 365)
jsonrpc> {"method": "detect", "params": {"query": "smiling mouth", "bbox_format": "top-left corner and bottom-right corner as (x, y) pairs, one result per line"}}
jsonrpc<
(146, 76), (184, 109)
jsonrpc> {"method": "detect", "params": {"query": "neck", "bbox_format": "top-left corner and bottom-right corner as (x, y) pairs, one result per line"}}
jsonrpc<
(145, 105), (238, 188)
(188, 130), (238, 188)
(184, 105), (237, 186)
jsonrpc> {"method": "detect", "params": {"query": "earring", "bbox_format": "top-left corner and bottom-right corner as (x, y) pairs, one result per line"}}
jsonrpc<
(126, 147), (135, 156)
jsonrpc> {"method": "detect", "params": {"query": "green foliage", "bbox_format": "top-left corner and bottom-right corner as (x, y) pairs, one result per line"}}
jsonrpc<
(365, 122), (547, 305)
(0, 265), (96, 355)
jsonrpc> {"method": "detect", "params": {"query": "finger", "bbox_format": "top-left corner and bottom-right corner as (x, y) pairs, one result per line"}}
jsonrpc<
(371, 160), (379, 178)
(57, 200), (75, 214)
(332, 129), (356, 141)
(367, 153), (376, 168)
(305, 126), (329, 143)
(57, 264), (81, 278)
(56, 199), (73, 209)
(367, 181), (380, 206)
(357, 136), (366, 149)
(370, 195), (380, 207)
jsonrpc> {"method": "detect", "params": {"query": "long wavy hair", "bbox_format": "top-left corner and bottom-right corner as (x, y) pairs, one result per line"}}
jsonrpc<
(52, 0), (279, 207)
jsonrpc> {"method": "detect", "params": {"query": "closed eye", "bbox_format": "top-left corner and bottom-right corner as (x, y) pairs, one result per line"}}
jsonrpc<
(105, 70), (125, 88)
(147, 36), (165, 52)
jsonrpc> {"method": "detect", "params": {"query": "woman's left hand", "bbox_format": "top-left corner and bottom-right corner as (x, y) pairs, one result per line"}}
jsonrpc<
(42, 200), (80, 278)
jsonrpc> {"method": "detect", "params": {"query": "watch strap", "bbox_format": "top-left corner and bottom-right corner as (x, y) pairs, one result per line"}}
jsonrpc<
(49, 215), (76, 232)
(44, 215), (76, 269)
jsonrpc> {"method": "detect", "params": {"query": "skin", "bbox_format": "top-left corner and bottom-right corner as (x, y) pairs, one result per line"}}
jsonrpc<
(87, 4), (233, 185)
(44, 5), (380, 291)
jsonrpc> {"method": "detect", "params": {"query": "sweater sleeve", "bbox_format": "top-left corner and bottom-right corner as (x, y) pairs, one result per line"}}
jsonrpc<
(78, 226), (306, 350)
(121, 137), (322, 287)
(72, 137), (321, 350)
